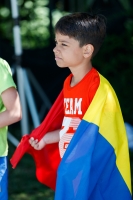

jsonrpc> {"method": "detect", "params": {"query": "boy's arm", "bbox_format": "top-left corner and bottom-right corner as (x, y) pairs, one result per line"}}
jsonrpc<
(0, 87), (22, 128)
(29, 129), (60, 150)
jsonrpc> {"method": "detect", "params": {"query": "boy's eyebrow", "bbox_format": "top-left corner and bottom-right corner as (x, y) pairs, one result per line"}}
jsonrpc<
(55, 39), (70, 43)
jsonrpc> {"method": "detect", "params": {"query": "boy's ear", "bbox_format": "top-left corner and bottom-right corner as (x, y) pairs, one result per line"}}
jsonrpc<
(83, 44), (94, 58)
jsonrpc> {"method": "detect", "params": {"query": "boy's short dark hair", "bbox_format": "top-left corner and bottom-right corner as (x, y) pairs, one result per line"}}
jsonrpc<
(55, 12), (107, 57)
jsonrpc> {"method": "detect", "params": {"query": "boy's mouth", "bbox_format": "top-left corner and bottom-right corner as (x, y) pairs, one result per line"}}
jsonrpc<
(55, 56), (62, 60)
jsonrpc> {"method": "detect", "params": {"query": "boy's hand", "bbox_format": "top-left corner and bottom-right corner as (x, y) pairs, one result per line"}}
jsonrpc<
(29, 137), (46, 150)
(29, 130), (60, 150)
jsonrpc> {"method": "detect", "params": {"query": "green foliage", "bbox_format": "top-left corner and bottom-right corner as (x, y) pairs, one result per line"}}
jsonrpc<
(0, 0), (66, 49)
(86, 0), (131, 11)
(19, 0), (50, 48)
(0, 0), (132, 49)
(0, 6), (12, 40)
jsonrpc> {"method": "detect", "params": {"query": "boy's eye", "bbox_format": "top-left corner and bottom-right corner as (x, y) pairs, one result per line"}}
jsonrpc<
(54, 41), (67, 46)
(62, 43), (67, 46)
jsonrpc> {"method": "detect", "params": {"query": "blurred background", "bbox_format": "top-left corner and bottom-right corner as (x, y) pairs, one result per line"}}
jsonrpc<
(0, 0), (133, 199)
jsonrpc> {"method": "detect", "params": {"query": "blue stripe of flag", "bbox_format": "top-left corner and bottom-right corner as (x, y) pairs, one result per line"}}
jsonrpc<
(55, 120), (132, 200)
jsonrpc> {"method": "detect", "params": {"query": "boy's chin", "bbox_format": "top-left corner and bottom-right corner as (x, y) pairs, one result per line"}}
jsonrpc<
(57, 64), (67, 68)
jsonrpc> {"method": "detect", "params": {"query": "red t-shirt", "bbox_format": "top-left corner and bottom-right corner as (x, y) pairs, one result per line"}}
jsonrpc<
(59, 67), (100, 158)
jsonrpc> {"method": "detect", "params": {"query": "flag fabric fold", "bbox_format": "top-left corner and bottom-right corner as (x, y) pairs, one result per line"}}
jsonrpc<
(10, 91), (64, 190)
(10, 73), (132, 199)
(55, 73), (132, 199)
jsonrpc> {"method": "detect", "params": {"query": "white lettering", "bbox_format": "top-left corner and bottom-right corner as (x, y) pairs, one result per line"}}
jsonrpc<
(64, 98), (69, 114)
(64, 98), (82, 115)
(74, 98), (82, 114)
(59, 117), (71, 139)
(69, 98), (73, 114)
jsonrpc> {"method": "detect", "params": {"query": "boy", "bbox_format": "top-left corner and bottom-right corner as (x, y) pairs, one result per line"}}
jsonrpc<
(29, 13), (104, 153)
(0, 57), (22, 200)
(11, 13), (132, 199)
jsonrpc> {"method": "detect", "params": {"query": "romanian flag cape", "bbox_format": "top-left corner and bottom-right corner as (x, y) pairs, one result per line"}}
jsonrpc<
(10, 73), (132, 200)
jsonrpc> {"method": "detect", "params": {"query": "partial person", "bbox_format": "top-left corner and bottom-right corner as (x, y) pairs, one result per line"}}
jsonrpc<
(0, 58), (22, 200)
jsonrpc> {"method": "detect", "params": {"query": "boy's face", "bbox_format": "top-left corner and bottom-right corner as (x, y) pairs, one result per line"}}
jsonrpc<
(53, 32), (85, 68)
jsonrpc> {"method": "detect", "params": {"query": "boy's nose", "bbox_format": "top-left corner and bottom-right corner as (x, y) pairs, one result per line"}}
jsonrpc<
(53, 47), (56, 52)
(53, 46), (59, 53)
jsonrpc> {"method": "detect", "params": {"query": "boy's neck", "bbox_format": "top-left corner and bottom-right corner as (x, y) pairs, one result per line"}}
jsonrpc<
(70, 63), (92, 87)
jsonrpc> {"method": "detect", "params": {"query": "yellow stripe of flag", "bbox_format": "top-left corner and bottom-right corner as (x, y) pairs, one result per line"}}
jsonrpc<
(83, 73), (132, 193)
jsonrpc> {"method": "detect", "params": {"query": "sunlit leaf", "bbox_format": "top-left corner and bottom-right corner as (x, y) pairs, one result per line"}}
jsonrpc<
(24, 1), (33, 9)
(20, 8), (29, 16)
(35, 0), (49, 7)
(0, 7), (10, 17)
(52, 10), (68, 26)
(18, 0), (24, 6)
(34, 7), (49, 17)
